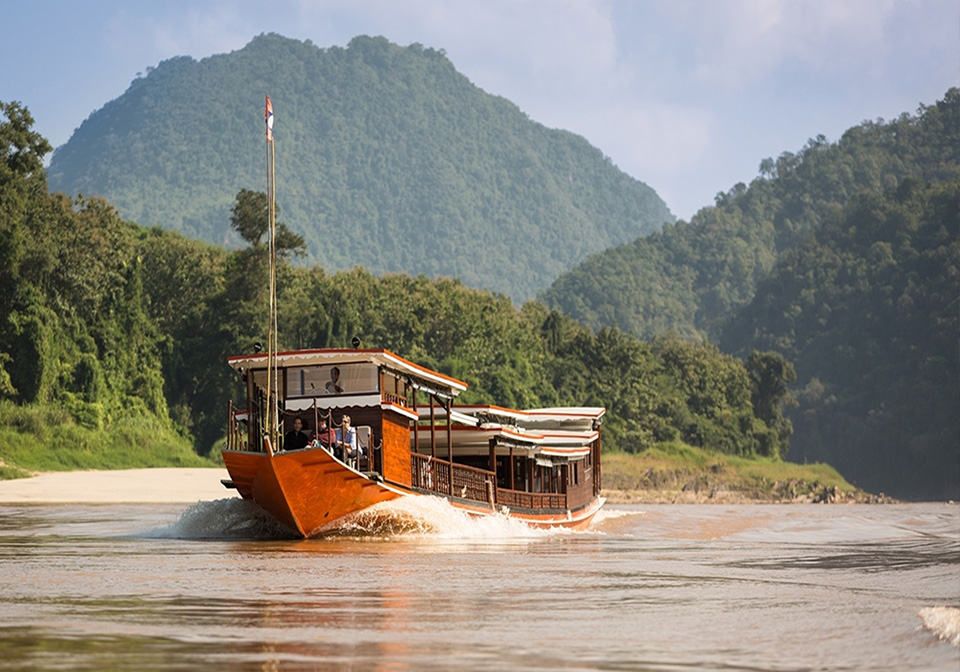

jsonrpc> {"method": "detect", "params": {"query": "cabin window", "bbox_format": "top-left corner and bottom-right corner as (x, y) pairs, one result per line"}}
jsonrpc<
(249, 370), (282, 414)
(513, 457), (527, 491)
(382, 372), (406, 405)
(283, 364), (379, 397)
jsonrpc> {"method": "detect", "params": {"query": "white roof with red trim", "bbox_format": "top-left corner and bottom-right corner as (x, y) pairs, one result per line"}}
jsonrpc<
(452, 404), (604, 431)
(415, 404), (603, 459)
(227, 348), (468, 396)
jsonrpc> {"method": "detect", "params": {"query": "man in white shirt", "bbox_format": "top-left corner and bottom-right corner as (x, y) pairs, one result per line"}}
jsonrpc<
(326, 367), (344, 394)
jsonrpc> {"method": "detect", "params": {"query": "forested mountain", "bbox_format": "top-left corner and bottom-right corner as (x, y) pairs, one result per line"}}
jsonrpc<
(541, 90), (959, 339)
(2, 101), (790, 470)
(721, 180), (959, 500)
(46, 33), (672, 302)
(542, 90), (960, 500)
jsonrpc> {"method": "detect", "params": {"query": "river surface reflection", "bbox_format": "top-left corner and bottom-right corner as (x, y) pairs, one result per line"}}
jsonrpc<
(0, 499), (957, 671)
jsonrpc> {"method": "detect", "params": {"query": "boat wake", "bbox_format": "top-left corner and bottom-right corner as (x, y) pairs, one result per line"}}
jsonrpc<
(918, 606), (960, 647)
(146, 496), (609, 541)
(592, 507), (645, 523)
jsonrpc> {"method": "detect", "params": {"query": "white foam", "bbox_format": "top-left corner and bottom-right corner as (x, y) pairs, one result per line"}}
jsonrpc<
(918, 607), (960, 647)
(329, 496), (569, 540)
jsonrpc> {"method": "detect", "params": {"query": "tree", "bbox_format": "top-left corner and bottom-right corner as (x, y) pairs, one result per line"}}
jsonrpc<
(745, 350), (796, 457)
(0, 102), (54, 401)
(0, 101), (51, 185)
(0, 101), (54, 294)
(229, 188), (306, 258)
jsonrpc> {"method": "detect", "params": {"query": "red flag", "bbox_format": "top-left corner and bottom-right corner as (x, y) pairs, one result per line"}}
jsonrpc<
(265, 95), (274, 141)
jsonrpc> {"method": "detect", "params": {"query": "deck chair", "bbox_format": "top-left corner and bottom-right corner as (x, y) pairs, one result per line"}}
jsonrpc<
(355, 425), (372, 470)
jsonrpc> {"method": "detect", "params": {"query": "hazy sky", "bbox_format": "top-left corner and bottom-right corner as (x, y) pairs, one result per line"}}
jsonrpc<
(3, 0), (957, 220)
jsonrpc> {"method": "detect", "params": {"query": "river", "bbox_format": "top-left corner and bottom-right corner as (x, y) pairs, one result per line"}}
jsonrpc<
(0, 498), (957, 671)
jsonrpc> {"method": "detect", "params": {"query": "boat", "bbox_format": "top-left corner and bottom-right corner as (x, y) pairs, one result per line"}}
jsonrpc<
(221, 347), (605, 536)
(219, 98), (603, 536)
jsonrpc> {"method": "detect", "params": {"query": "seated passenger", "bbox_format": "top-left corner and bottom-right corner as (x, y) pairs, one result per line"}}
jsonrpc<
(310, 417), (336, 448)
(335, 414), (362, 461)
(284, 417), (309, 451)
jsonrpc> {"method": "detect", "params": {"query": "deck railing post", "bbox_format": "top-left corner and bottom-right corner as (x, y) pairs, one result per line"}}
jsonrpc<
(227, 399), (234, 450)
(446, 398), (453, 496)
(412, 387), (419, 458)
(429, 395), (436, 459)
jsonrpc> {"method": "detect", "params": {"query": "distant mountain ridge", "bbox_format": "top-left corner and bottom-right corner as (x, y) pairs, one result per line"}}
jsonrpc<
(47, 33), (673, 301)
(541, 92), (960, 339)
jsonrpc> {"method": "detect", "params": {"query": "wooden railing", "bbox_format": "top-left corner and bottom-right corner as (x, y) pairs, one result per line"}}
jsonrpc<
(411, 452), (448, 493)
(566, 470), (594, 510)
(496, 488), (566, 511)
(410, 453), (495, 505)
(452, 461), (493, 503)
(225, 400), (246, 451)
(382, 391), (406, 407)
(410, 454), (573, 510)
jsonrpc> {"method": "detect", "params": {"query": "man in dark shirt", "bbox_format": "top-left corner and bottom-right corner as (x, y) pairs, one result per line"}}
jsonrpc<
(284, 417), (309, 451)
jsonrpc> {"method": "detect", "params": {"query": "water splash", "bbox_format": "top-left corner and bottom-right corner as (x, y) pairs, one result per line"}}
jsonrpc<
(144, 498), (298, 540)
(326, 496), (572, 540)
(918, 606), (960, 647)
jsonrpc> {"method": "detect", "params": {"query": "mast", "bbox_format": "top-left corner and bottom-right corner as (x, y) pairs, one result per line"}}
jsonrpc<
(264, 95), (278, 456)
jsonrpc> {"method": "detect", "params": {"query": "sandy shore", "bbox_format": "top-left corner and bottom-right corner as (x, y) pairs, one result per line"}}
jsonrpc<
(0, 468), (232, 504)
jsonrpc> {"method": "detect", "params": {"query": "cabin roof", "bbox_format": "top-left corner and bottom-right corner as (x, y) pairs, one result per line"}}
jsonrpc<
(452, 404), (605, 431)
(453, 404), (605, 418)
(226, 348), (468, 395)
(524, 407), (606, 420)
(412, 425), (596, 458)
(416, 404), (601, 459)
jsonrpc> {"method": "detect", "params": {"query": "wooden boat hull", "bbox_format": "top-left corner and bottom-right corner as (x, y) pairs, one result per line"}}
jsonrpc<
(222, 447), (402, 536)
(222, 446), (603, 536)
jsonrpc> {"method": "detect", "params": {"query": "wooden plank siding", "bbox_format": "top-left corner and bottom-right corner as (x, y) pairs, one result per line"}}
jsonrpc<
(382, 411), (413, 485)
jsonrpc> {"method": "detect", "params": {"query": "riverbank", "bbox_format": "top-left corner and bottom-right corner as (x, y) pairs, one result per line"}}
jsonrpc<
(0, 439), (891, 506)
(0, 465), (891, 506)
(0, 468), (230, 503)
(602, 486), (891, 504)
(600, 446), (895, 504)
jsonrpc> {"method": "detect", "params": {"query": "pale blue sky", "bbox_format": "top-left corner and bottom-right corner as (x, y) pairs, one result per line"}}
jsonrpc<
(2, 0), (957, 220)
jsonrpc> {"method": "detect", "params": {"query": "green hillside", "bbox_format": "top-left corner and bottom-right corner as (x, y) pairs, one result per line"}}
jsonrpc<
(542, 90), (960, 500)
(46, 33), (672, 302)
(721, 180), (959, 500)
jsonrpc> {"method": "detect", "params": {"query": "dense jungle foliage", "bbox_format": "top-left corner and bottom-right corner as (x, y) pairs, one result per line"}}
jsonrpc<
(721, 180), (959, 500)
(46, 33), (673, 303)
(1, 101), (790, 472)
(543, 90), (959, 500)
